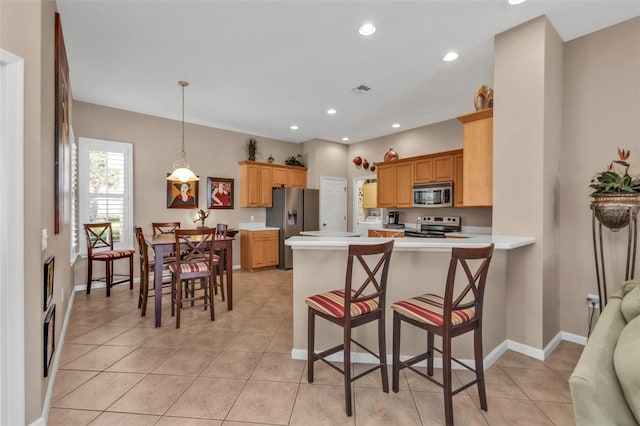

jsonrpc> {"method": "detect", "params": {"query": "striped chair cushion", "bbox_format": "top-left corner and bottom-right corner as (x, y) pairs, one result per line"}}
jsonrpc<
(91, 249), (135, 259)
(391, 294), (475, 326)
(305, 290), (378, 319)
(168, 261), (210, 274)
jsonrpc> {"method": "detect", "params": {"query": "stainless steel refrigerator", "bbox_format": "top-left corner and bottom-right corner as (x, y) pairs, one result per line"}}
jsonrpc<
(266, 187), (319, 269)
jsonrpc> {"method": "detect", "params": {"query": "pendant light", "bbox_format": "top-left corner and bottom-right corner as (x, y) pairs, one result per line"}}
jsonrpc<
(167, 80), (199, 182)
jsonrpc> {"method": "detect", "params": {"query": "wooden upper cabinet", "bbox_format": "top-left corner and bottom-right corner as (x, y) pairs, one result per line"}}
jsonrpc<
(239, 161), (307, 207)
(457, 109), (493, 207)
(454, 152), (464, 207)
(362, 182), (377, 208)
(414, 158), (434, 183)
(289, 169), (306, 188)
(433, 155), (454, 182)
(272, 167), (288, 187)
(395, 162), (414, 207)
(376, 164), (395, 208)
(375, 161), (413, 208)
(260, 166), (273, 207)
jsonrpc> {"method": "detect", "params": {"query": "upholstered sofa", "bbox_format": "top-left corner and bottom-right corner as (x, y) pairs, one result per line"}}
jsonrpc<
(569, 280), (640, 426)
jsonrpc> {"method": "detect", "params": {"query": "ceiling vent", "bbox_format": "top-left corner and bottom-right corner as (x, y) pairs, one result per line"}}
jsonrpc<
(352, 84), (371, 93)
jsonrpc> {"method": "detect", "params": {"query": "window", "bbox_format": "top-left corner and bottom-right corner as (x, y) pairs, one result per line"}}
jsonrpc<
(78, 138), (133, 254)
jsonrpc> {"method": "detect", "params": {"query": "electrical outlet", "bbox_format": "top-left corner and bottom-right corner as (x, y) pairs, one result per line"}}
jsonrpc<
(586, 294), (600, 309)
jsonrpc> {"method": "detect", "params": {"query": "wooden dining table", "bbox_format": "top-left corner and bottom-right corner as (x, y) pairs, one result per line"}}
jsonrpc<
(146, 232), (235, 327)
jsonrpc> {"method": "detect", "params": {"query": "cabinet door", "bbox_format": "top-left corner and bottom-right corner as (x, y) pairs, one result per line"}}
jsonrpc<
(264, 237), (279, 266)
(272, 167), (288, 187)
(395, 162), (414, 208)
(289, 169), (306, 188)
(454, 153), (464, 207)
(433, 155), (454, 182)
(260, 166), (273, 207)
(362, 183), (377, 208)
(414, 158), (434, 183)
(376, 164), (395, 208)
(463, 115), (493, 206)
(240, 164), (261, 207)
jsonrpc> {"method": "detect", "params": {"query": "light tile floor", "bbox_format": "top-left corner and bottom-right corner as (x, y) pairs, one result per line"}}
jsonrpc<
(49, 269), (581, 425)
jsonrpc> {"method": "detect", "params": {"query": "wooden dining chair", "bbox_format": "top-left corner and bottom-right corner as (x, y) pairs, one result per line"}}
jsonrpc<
(306, 240), (394, 416)
(84, 222), (135, 297)
(152, 222), (181, 235)
(212, 223), (229, 301)
(168, 228), (219, 328)
(134, 227), (173, 317)
(391, 244), (494, 426)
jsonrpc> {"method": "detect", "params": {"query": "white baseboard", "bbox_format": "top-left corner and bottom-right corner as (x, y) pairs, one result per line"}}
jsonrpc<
(32, 289), (76, 426)
(292, 332), (588, 368)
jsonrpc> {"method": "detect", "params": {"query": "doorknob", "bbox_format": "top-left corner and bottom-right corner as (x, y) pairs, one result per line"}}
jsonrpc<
(322, 223), (326, 227)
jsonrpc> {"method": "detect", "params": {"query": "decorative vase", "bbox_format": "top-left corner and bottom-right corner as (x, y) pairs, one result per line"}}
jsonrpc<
(384, 148), (398, 162)
(591, 193), (640, 231)
(267, 154), (274, 163)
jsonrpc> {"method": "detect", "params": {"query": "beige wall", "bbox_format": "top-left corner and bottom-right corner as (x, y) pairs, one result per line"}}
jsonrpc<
(494, 16), (563, 349)
(1, 0), (72, 422)
(71, 101), (303, 282)
(301, 138), (348, 189)
(559, 17), (640, 335)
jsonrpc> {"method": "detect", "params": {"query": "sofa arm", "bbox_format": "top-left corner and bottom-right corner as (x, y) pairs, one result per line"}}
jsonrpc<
(569, 298), (637, 425)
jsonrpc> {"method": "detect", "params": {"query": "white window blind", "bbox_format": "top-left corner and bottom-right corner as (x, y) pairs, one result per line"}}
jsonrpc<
(79, 138), (133, 254)
(70, 126), (79, 262)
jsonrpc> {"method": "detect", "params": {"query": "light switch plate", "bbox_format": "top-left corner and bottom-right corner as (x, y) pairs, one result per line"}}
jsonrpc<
(41, 228), (48, 251)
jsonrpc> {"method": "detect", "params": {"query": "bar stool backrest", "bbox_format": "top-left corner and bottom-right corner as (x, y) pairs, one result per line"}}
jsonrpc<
(84, 222), (114, 255)
(152, 222), (181, 236)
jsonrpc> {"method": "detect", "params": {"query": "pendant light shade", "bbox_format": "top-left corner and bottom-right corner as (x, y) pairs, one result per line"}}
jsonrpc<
(167, 80), (199, 182)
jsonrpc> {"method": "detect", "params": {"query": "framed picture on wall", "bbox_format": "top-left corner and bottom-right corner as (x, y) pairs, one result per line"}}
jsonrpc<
(43, 304), (56, 377)
(207, 177), (234, 209)
(166, 174), (199, 209)
(54, 13), (71, 234)
(43, 256), (55, 311)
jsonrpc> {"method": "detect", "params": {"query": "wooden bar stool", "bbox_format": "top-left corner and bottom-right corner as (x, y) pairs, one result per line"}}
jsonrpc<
(391, 244), (494, 426)
(134, 227), (174, 317)
(306, 240), (394, 416)
(84, 222), (135, 297)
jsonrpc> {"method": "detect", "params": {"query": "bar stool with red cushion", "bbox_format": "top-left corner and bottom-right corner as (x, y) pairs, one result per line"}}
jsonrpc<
(84, 222), (135, 297)
(306, 240), (394, 416)
(168, 228), (218, 328)
(391, 244), (494, 426)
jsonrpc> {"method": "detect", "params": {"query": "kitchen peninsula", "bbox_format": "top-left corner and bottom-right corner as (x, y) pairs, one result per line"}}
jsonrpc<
(286, 234), (535, 365)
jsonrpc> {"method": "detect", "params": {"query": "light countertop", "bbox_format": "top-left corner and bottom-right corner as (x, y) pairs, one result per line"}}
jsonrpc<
(285, 234), (535, 250)
(300, 231), (361, 237)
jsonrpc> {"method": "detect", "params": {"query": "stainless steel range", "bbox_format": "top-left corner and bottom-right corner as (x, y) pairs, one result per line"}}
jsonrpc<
(404, 216), (461, 238)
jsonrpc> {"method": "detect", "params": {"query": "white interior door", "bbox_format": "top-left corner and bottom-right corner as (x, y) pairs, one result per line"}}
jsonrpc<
(320, 176), (347, 232)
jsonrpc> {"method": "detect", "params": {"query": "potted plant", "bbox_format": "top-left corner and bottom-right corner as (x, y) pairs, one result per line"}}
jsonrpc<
(285, 154), (305, 167)
(590, 148), (640, 231)
(247, 138), (257, 161)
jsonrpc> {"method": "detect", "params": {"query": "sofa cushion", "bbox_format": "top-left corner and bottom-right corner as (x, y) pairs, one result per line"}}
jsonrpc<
(622, 279), (640, 295)
(621, 285), (640, 323)
(569, 298), (637, 426)
(614, 315), (640, 423)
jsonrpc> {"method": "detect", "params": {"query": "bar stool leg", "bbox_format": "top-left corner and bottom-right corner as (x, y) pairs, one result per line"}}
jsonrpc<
(129, 254), (134, 290)
(392, 313), (401, 393)
(106, 261), (112, 297)
(442, 335), (453, 426)
(427, 332), (435, 376)
(86, 260), (93, 294)
(344, 326), (353, 417)
(475, 326), (487, 411)
(307, 309), (315, 383)
(378, 312), (389, 393)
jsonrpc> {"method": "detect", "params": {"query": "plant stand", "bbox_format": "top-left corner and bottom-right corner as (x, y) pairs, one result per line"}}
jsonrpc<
(591, 206), (638, 312)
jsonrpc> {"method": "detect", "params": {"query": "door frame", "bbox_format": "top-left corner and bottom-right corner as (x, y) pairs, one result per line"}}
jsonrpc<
(352, 174), (378, 231)
(0, 49), (26, 426)
(319, 176), (347, 232)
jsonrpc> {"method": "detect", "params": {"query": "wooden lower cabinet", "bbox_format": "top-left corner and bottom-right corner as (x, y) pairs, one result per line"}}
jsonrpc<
(368, 230), (405, 238)
(240, 230), (279, 271)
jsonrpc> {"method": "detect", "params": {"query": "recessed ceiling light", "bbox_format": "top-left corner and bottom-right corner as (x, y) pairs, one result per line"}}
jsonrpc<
(358, 23), (376, 36)
(442, 51), (459, 62)
(342, 137), (349, 141)
(508, 0), (526, 4)
(327, 108), (337, 115)
(290, 125), (299, 130)
(392, 123), (400, 128)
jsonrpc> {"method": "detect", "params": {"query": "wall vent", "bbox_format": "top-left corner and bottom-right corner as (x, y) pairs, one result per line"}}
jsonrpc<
(352, 84), (371, 93)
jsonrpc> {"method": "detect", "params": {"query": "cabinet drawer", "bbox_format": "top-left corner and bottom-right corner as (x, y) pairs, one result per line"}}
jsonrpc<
(251, 230), (279, 240)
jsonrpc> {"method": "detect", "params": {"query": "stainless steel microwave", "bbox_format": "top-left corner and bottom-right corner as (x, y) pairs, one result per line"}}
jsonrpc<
(413, 183), (453, 208)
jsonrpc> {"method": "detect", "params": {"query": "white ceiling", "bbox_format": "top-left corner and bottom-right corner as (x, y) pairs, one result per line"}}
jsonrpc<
(56, 1), (639, 144)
